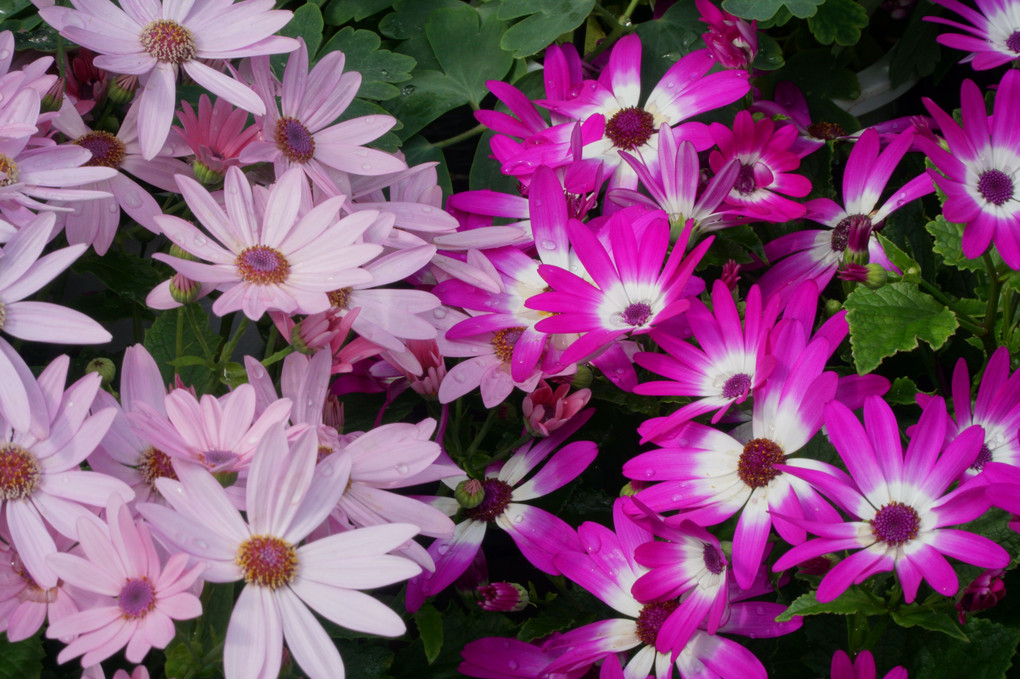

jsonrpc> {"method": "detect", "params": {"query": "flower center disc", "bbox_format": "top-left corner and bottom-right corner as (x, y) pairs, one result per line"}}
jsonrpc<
(621, 302), (653, 327)
(977, 169), (1014, 206)
(737, 437), (784, 488)
(605, 107), (655, 150)
(0, 443), (40, 500)
(462, 478), (514, 522)
(75, 131), (126, 168)
(972, 443), (993, 471)
(722, 372), (752, 399)
(138, 446), (178, 492)
(491, 327), (525, 364)
(734, 163), (757, 194)
(1008, 31), (1020, 54)
(830, 214), (871, 252)
(236, 246), (291, 285)
(119, 578), (156, 619)
(702, 542), (726, 575)
(807, 121), (847, 140)
(328, 287), (353, 309)
(0, 154), (20, 187)
(275, 117), (316, 163)
(871, 501), (921, 546)
(139, 19), (196, 64)
(236, 535), (298, 588)
(636, 600), (680, 646)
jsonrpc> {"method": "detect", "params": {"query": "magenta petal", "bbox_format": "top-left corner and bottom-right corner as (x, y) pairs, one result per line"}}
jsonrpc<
(496, 504), (581, 574)
(513, 441), (597, 501)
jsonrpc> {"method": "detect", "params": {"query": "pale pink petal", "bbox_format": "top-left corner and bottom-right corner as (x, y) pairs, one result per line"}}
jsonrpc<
(276, 587), (346, 678)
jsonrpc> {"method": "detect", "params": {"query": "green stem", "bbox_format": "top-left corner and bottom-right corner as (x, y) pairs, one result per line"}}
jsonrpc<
(260, 344), (295, 367)
(218, 316), (249, 363)
(465, 408), (497, 457)
(429, 123), (486, 150)
(176, 306), (185, 363)
(263, 324), (279, 361)
(915, 277), (984, 335)
(983, 252), (1002, 356)
(185, 304), (214, 363)
(588, 0), (641, 60)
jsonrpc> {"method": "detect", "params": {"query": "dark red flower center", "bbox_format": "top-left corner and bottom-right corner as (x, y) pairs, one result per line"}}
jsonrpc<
(971, 443), (993, 471)
(807, 121), (847, 140)
(119, 578), (156, 619)
(734, 163), (757, 194)
(275, 116), (316, 163)
(75, 131), (126, 168)
(236, 535), (298, 588)
(722, 373), (752, 399)
(138, 446), (178, 493)
(140, 19), (196, 64)
(636, 600), (680, 646)
(462, 478), (514, 522)
(1008, 31), (1020, 54)
(236, 246), (290, 285)
(621, 302), (653, 327)
(702, 542), (726, 575)
(605, 107), (655, 150)
(0, 443), (40, 500)
(871, 501), (920, 546)
(737, 437), (784, 489)
(978, 169), (1014, 206)
(831, 214), (871, 252)
(491, 327), (525, 364)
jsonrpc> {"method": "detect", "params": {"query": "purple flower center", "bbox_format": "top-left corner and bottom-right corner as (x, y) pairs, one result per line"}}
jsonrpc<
(118, 578), (156, 619)
(236, 535), (298, 588)
(236, 245), (291, 285)
(0, 444), (40, 501)
(722, 372), (752, 399)
(977, 169), (1014, 206)
(140, 19), (196, 64)
(702, 542), (725, 575)
(275, 116), (316, 163)
(621, 302), (653, 327)
(463, 478), (514, 522)
(635, 600), (680, 646)
(971, 443), (993, 471)
(605, 107), (655, 150)
(831, 214), (872, 252)
(1008, 31), (1020, 54)
(737, 437), (784, 489)
(0, 154), (20, 187)
(75, 131), (126, 168)
(871, 501), (920, 545)
(138, 446), (178, 493)
(491, 327), (525, 363)
(734, 163), (757, 194)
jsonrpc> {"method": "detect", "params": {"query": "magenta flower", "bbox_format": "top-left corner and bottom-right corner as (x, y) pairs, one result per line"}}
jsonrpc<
(831, 650), (907, 679)
(45, 495), (203, 667)
(927, 0), (1020, 70)
(529, 207), (712, 367)
(772, 396), (1010, 603)
(40, 0), (297, 159)
(153, 166), (383, 320)
(138, 425), (422, 679)
(696, 0), (758, 69)
(917, 69), (1020, 267)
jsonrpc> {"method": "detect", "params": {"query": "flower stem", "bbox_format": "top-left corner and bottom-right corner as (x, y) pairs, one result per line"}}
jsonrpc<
(219, 316), (249, 363)
(982, 251), (1002, 356)
(430, 123), (486, 150)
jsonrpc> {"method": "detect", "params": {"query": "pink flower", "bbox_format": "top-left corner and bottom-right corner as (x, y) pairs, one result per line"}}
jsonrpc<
(831, 650), (907, 679)
(45, 495), (204, 667)
(523, 380), (591, 437)
(173, 94), (259, 182)
(956, 568), (1006, 624)
(926, 0), (1020, 70)
(153, 166), (383, 321)
(138, 425), (422, 679)
(697, 0), (758, 69)
(40, 0), (298, 159)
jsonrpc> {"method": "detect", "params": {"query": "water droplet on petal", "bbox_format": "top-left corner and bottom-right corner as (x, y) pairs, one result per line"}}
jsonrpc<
(433, 308), (447, 319)
(361, 164), (372, 171)
(395, 464), (408, 474)
(421, 206), (433, 214)
(508, 661), (519, 670)
(437, 543), (450, 555)
(539, 239), (555, 250)
(194, 540), (208, 550)
(645, 468), (655, 478)
(193, 235), (207, 247)
(512, 513), (524, 523)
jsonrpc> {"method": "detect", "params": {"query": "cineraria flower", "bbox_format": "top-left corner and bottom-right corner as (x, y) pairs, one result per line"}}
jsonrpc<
(138, 425), (422, 679)
(241, 40), (406, 195)
(173, 94), (259, 183)
(772, 396), (1010, 603)
(927, 0), (1020, 70)
(831, 650), (907, 679)
(917, 69), (1020, 267)
(696, 0), (758, 70)
(45, 496), (204, 667)
(529, 206), (711, 367)
(40, 0), (298, 159)
(153, 166), (382, 320)
(759, 128), (932, 302)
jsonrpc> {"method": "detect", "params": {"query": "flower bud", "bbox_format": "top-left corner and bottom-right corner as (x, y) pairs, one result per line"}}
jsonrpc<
(107, 74), (138, 104)
(86, 357), (116, 386)
(570, 364), (593, 390)
(476, 582), (529, 612)
(957, 568), (1006, 624)
(41, 78), (65, 114)
(862, 263), (888, 290)
(169, 273), (201, 305)
(455, 479), (485, 509)
(193, 159), (224, 186)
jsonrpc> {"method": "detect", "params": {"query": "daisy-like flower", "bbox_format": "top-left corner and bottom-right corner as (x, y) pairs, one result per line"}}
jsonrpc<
(759, 128), (932, 302)
(153, 166), (383, 320)
(40, 0), (297, 159)
(173, 94), (259, 184)
(696, 0), (758, 70)
(45, 495), (204, 667)
(138, 425), (422, 679)
(241, 40), (406, 195)
(528, 206), (712, 367)
(917, 68), (1020, 268)
(772, 396), (1010, 603)
(635, 280), (781, 437)
(831, 650), (907, 679)
(927, 0), (1020, 70)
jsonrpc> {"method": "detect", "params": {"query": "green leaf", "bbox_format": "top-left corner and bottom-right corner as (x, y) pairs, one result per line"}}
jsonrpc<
(753, 33), (785, 71)
(886, 376), (923, 405)
(144, 307), (221, 392)
(380, 0), (464, 39)
(277, 3), (323, 61)
(774, 49), (860, 100)
(323, 0), (395, 25)
(635, 2), (704, 86)
(912, 617), (1020, 679)
(497, 0), (595, 58)
(414, 603), (445, 664)
(807, 0), (868, 46)
(382, 69), (470, 140)
(876, 233), (921, 282)
(0, 633), (43, 679)
(425, 5), (513, 107)
(318, 27), (416, 100)
(925, 215), (989, 272)
(722, 0), (823, 21)
(888, 2), (942, 87)
(776, 587), (888, 622)
(890, 604), (968, 641)
(73, 248), (164, 305)
(844, 282), (959, 374)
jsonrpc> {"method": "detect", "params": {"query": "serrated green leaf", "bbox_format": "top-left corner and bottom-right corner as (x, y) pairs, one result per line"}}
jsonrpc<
(890, 604), (969, 641)
(0, 633), (43, 679)
(925, 215), (990, 272)
(497, 0), (594, 58)
(635, 2), (704, 86)
(317, 27), (416, 101)
(776, 587), (888, 622)
(73, 248), (164, 305)
(425, 5), (512, 107)
(807, 0), (868, 46)
(876, 233), (921, 282)
(380, 0), (464, 39)
(722, 0), (823, 20)
(886, 376), (923, 405)
(144, 307), (221, 392)
(912, 617), (1020, 679)
(382, 69), (470, 140)
(844, 282), (959, 374)
(323, 0), (395, 25)
(414, 603), (444, 664)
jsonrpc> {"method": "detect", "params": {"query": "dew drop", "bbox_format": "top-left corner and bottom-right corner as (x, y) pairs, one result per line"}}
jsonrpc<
(361, 164), (372, 171)
(395, 464), (408, 474)
(355, 149), (368, 157)
(645, 468), (655, 478)
(320, 465), (334, 477)
(502, 641), (510, 649)
(755, 605), (765, 615)
(433, 308), (447, 319)
(401, 85), (416, 95)
(437, 543), (450, 555)
(193, 235), (207, 247)
(67, 401), (75, 407)
(306, 399), (315, 407)
(421, 206), (433, 214)
(452, 371), (467, 382)
(512, 513), (524, 523)
(194, 540), (208, 551)
(539, 239), (555, 250)
(124, 192), (143, 208)
(508, 661), (519, 670)
(0, 50), (10, 61)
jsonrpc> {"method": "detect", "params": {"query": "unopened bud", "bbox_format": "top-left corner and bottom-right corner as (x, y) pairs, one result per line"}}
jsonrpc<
(193, 159), (223, 186)
(169, 273), (201, 304)
(107, 74), (138, 104)
(86, 357), (116, 385)
(823, 298), (843, 317)
(476, 582), (529, 612)
(571, 364), (593, 390)
(213, 470), (238, 488)
(863, 263), (888, 290)
(455, 479), (485, 509)
(41, 78), (65, 113)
